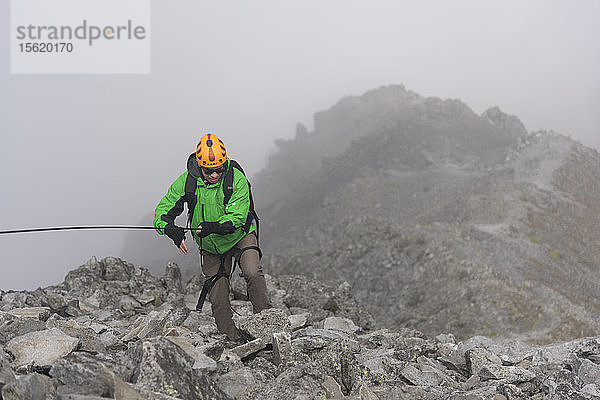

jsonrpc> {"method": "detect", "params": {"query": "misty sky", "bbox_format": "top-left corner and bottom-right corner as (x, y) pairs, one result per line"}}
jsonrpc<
(1, 0), (599, 290)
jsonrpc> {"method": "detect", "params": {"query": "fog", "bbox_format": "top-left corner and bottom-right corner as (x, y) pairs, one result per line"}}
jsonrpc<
(1, 0), (599, 290)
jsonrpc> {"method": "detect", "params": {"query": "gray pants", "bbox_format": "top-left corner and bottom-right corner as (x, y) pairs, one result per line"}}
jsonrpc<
(200, 233), (271, 339)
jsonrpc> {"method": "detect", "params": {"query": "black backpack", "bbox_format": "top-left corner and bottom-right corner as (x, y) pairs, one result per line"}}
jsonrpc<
(183, 153), (260, 240)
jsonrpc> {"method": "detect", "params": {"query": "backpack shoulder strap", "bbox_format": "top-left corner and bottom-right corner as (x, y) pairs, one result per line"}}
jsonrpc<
(222, 160), (241, 207)
(185, 153), (200, 228)
(223, 160), (260, 241)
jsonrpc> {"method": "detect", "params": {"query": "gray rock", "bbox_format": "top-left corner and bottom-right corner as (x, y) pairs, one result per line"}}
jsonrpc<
(166, 336), (217, 372)
(0, 311), (47, 344)
(231, 300), (254, 318)
(358, 382), (379, 400)
(50, 353), (115, 397)
(72, 317), (109, 334)
(62, 257), (168, 312)
(264, 274), (288, 310)
(294, 327), (356, 344)
(163, 262), (183, 293)
(322, 375), (344, 399)
(394, 336), (437, 363)
(535, 339), (583, 366)
(355, 348), (396, 376)
(121, 309), (172, 341)
(7, 328), (79, 366)
(46, 314), (108, 354)
(237, 362), (328, 400)
(323, 316), (359, 334)
(118, 295), (142, 311)
(273, 331), (292, 365)
(436, 333), (457, 344)
(357, 329), (400, 349)
(181, 310), (219, 335)
(448, 386), (502, 399)
(292, 336), (328, 353)
(400, 358), (460, 390)
(215, 367), (257, 399)
(576, 338), (600, 358)
(0, 365), (16, 390)
(217, 349), (242, 373)
(132, 292), (156, 306)
(1, 292), (34, 310)
(6, 307), (51, 321)
(542, 368), (584, 398)
(581, 384), (600, 398)
(461, 374), (480, 391)
(102, 257), (135, 281)
(1, 373), (56, 400)
(161, 298), (190, 326)
(41, 293), (68, 314)
(0, 345), (9, 365)
(230, 338), (266, 359)
(440, 336), (500, 374)
(478, 364), (535, 384)
(130, 337), (229, 400)
(573, 358), (600, 385)
(401, 363), (442, 387)
(238, 308), (291, 344)
(465, 347), (503, 376)
(288, 313), (309, 330)
(497, 383), (528, 400)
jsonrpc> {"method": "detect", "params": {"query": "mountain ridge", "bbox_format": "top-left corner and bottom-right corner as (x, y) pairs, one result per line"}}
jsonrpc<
(253, 85), (600, 345)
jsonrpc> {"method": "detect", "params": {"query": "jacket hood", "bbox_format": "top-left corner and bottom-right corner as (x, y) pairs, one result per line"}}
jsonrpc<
(187, 152), (202, 180)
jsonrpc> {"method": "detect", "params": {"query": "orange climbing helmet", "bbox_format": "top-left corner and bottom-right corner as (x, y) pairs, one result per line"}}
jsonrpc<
(196, 133), (227, 168)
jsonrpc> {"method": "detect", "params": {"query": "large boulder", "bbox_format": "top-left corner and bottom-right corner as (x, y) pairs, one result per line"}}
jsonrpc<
(6, 328), (79, 367)
(0, 311), (47, 344)
(60, 257), (179, 313)
(237, 308), (291, 344)
(49, 353), (115, 397)
(1, 373), (56, 400)
(129, 337), (229, 400)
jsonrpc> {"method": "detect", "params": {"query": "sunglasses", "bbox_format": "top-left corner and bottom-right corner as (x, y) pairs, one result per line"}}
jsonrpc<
(202, 166), (225, 175)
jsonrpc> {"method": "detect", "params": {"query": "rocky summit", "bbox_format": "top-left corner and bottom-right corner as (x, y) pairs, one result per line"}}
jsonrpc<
(253, 85), (600, 345)
(0, 257), (600, 399)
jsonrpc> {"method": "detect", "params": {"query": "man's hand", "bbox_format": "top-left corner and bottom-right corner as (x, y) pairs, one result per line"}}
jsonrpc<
(196, 221), (235, 238)
(196, 223), (212, 238)
(178, 240), (189, 254)
(164, 224), (186, 250)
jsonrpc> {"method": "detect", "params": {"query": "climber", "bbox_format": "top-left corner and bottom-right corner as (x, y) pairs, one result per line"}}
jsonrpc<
(154, 132), (271, 340)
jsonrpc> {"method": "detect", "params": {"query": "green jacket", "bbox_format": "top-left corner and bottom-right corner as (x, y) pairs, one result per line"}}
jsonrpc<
(154, 159), (255, 254)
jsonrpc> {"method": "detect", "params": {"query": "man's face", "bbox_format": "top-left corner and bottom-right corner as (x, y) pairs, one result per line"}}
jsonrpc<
(201, 165), (225, 184)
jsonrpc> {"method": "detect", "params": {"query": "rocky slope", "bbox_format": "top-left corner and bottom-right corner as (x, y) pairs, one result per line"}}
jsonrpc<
(253, 85), (600, 344)
(2, 257), (600, 399)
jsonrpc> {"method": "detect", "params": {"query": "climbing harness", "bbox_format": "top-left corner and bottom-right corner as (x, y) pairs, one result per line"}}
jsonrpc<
(195, 241), (262, 312)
